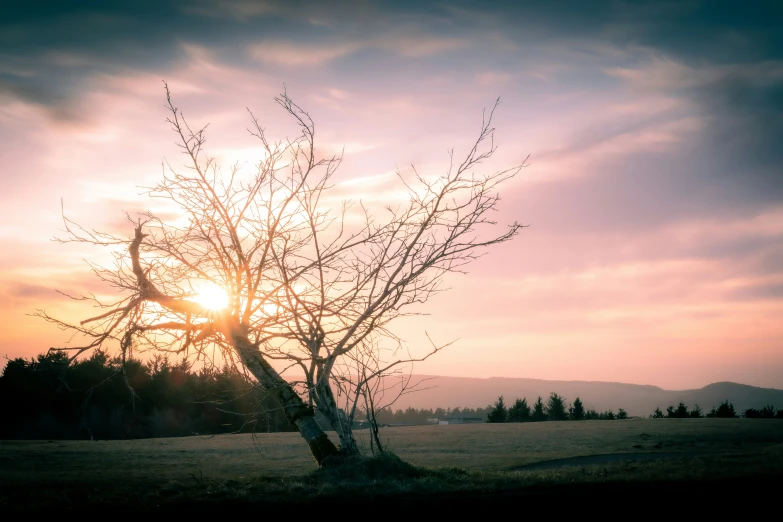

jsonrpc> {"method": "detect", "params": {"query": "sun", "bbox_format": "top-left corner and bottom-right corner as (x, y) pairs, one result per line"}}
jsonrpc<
(193, 283), (229, 311)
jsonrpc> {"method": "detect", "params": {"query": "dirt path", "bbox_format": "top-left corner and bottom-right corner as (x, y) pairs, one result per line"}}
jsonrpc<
(508, 450), (743, 471)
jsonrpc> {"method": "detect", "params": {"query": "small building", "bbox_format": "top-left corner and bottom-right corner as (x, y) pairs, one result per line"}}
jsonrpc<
(438, 414), (484, 425)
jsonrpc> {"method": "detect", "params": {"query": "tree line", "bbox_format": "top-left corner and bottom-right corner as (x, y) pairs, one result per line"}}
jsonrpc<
(484, 393), (629, 422)
(370, 406), (491, 425)
(5, 350), (781, 441)
(485, 394), (783, 423)
(650, 401), (783, 419)
(0, 351), (296, 440)
(360, 394), (629, 426)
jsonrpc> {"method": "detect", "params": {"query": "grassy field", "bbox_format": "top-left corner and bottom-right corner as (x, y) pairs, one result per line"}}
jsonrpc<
(1, 419), (782, 513)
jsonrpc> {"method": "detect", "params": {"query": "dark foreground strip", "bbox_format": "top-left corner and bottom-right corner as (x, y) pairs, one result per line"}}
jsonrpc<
(2, 475), (779, 516)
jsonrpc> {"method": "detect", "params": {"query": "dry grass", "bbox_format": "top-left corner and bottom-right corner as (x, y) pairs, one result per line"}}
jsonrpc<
(1, 419), (781, 513)
(1, 419), (781, 485)
(373, 418), (782, 470)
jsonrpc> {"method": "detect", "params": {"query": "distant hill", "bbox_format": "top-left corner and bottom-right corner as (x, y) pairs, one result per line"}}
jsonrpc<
(379, 376), (783, 417)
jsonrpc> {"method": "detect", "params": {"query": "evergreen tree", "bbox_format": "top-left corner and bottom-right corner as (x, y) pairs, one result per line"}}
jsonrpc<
(741, 406), (776, 419)
(0, 350), (294, 439)
(507, 398), (531, 422)
(651, 407), (664, 418)
(584, 408), (600, 420)
(689, 404), (703, 418)
(744, 408), (762, 418)
(706, 400), (738, 418)
(531, 396), (547, 421)
(616, 408), (628, 420)
(545, 392), (568, 421)
(487, 396), (508, 423)
(667, 402), (689, 418)
(600, 410), (616, 420)
(570, 397), (585, 420)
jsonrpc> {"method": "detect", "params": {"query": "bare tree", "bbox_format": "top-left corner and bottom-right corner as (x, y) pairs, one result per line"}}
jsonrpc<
(330, 334), (446, 454)
(37, 84), (527, 466)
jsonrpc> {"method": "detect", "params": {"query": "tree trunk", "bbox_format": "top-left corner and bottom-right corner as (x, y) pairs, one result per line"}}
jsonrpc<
(127, 226), (341, 465)
(364, 389), (384, 454)
(232, 331), (340, 466)
(314, 377), (360, 456)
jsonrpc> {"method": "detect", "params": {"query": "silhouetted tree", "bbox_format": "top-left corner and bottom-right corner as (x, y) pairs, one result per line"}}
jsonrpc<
(706, 400), (738, 418)
(742, 406), (776, 419)
(689, 404), (703, 418)
(584, 408), (600, 420)
(36, 88), (526, 465)
(507, 398), (531, 422)
(545, 392), (568, 421)
(744, 408), (761, 418)
(600, 410), (615, 420)
(531, 396), (547, 421)
(570, 397), (585, 420)
(487, 396), (508, 423)
(0, 350), (293, 440)
(616, 408), (628, 420)
(651, 407), (664, 418)
(667, 403), (689, 418)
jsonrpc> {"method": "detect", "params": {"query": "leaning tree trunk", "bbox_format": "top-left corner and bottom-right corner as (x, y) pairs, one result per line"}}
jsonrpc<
(232, 330), (341, 466)
(128, 227), (341, 466)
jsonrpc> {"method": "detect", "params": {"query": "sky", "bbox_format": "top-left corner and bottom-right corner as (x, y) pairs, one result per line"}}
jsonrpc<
(1, 0), (782, 390)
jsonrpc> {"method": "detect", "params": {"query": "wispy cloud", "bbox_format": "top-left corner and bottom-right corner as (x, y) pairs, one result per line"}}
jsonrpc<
(248, 31), (467, 66)
(182, 0), (278, 21)
(249, 41), (360, 66)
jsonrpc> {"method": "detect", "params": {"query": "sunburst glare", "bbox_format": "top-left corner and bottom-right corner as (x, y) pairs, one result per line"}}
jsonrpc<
(193, 283), (229, 311)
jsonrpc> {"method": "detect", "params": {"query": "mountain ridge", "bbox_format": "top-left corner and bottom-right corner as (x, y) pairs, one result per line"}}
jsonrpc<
(374, 375), (783, 416)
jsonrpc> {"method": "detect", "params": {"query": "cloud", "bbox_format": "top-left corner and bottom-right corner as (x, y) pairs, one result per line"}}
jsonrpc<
(182, 0), (277, 21)
(728, 282), (783, 302)
(249, 41), (360, 66)
(0, 77), (83, 122)
(372, 33), (466, 58)
(607, 58), (783, 204)
(4, 282), (55, 299)
(248, 31), (466, 67)
(695, 67), (783, 188)
(475, 71), (512, 86)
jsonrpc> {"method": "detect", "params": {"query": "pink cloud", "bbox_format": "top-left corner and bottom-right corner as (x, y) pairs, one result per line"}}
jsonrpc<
(248, 31), (467, 66)
(249, 41), (361, 66)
